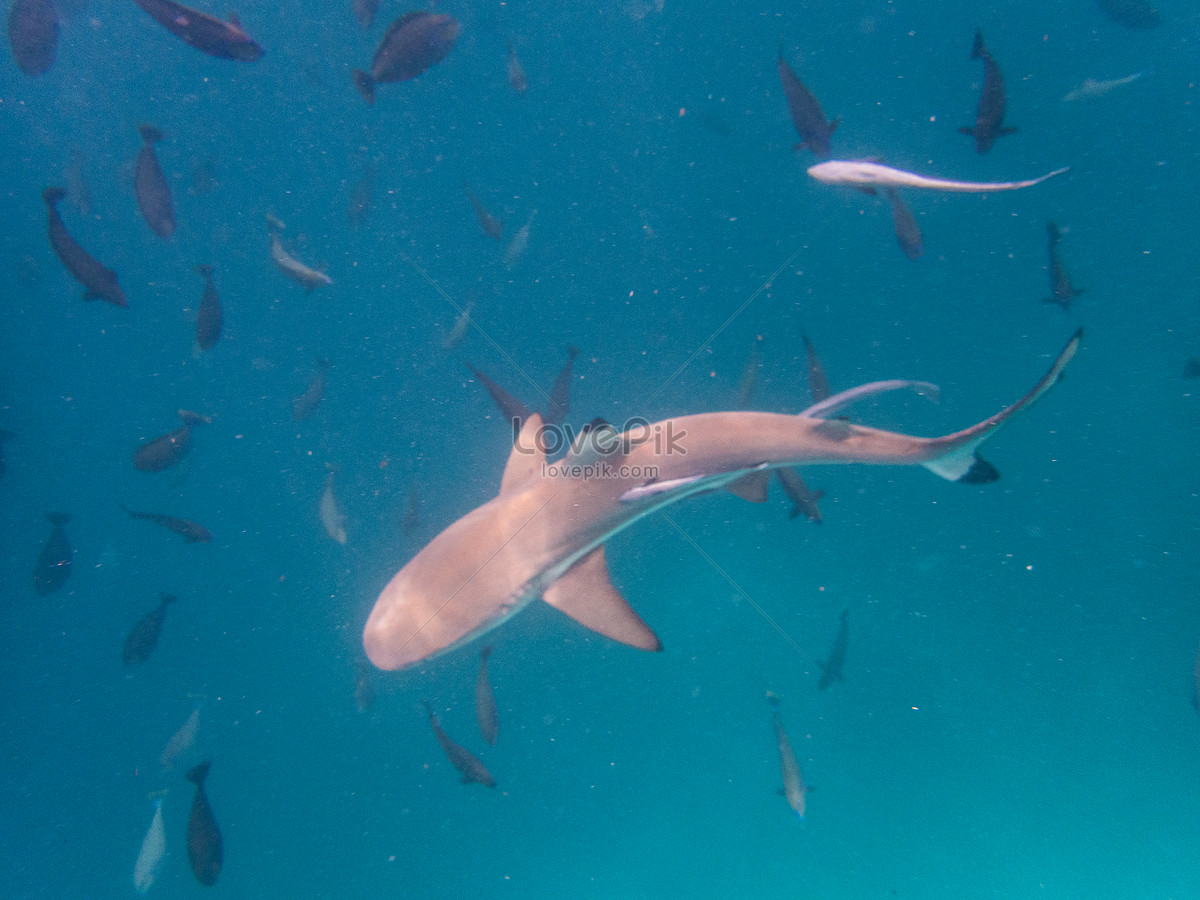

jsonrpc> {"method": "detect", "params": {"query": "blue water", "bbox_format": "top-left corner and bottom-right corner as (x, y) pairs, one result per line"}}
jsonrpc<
(3, 1), (1199, 897)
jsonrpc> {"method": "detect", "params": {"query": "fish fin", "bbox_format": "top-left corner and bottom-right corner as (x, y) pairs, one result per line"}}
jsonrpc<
(43, 186), (66, 206)
(1000, 126), (1018, 136)
(970, 30), (986, 59)
(185, 760), (211, 786)
(353, 69), (376, 104)
(499, 414), (546, 495)
(542, 546), (662, 652)
(725, 468), (771, 502)
(957, 126), (976, 136)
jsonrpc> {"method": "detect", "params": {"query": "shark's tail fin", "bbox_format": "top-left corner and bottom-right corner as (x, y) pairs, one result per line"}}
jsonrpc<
(922, 329), (1080, 483)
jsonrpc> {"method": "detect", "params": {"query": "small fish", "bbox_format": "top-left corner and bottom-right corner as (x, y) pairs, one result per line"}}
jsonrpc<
(132, 0), (263, 61)
(817, 609), (849, 689)
(808, 160), (1068, 193)
(503, 209), (536, 270)
(883, 188), (924, 260)
(767, 692), (809, 819)
(441, 301), (474, 350)
(777, 46), (838, 157)
(134, 125), (175, 238)
(424, 702), (497, 787)
(270, 233), (332, 291)
(354, 660), (374, 712)
(737, 342), (761, 408)
(43, 186), (127, 307)
(7, 0), (58, 75)
(1094, 0), (1159, 29)
(475, 646), (499, 746)
(959, 30), (1016, 154)
(293, 359), (329, 420)
(464, 182), (503, 240)
(33, 511), (71, 595)
(544, 346), (579, 426)
(320, 468), (348, 544)
(161, 706), (200, 771)
(1062, 71), (1145, 102)
(122, 593), (176, 665)
(1043, 222), (1083, 311)
(119, 503), (212, 543)
(353, 11), (459, 104)
(133, 410), (210, 473)
(133, 794), (167, 895)
(347, 164), (376, 228)
(351, 0), (377, 30)
(185, 761), (223, 886)
(774, 467), (824, 523)
(467, 363), (532, 438)
(506, 40), (527, 93)
(801, 332), (831, 404)
(194, 264), (223, 351)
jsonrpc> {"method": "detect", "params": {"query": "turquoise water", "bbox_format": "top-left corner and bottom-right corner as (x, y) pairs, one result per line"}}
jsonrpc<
(2, 1), (1198, 897)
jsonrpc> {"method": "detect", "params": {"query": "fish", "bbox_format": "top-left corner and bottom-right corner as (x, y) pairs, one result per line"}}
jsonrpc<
(441, 301), (474, 350)
(122, 593), (176, 665)
(467, 363), (532, 438)
(133, 794), (167, 895)
(120, 503), (212, 543)
(270, 233), (332, 291)
(506, 41), (527, 93)
(351, 0), (377, 30)
(767, 692), (809, 819)
(353, 11), (459, 104)
(7, 0), (57, 75)
(801, 332), (831, 404)
(134, 125), (175, 238)
(320, 469), (348, 544)
(354, 660), (374, 712)
(1062, 71), (1145, 102)
(161, 706), (200, 771)
(33, 511), (71, 595)
(808, 160), (1069, 193)
(43, 186), (127, 307)
(464, 182), (503, 240)
(293, 359), (329, 420)
(1094, 0), (1159, 29)
(737, 343), (761, 408)
(774, 467), (824, 523)
(0, 428), (13, 479)
(185, 761), (223, 886)
(817, 608), (849, 689)
(883, 187), (924, 260)
(134, 410), (210, 472)
(424, 702), (497, 787)
(362, 330), (1081, 671)
(1184, 358), (1200, 380)
(347, 164), (376, 228)
(132, 0), (263, 61)
(194, 264), (223, 351)
(503, 209), (536, 270)
(475, 646), (499, 746)
(959, 30), (1016, 154)
(544, 346), (579, 426)
(1044, 222), (1083, 311)
(777, 46), (838, 158)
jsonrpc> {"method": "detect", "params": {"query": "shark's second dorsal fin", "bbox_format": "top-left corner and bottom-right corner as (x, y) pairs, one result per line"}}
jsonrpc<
(500, 414), (546, 495)
(542, 547), (662, 652)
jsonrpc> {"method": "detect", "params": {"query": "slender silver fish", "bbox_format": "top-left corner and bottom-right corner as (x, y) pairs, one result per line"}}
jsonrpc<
(808, 160), (1069, 193)
(767, 691), (808, 819)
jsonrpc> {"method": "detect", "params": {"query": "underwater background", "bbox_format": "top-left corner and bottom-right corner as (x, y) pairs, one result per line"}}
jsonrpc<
(2, 0), (1198, 897)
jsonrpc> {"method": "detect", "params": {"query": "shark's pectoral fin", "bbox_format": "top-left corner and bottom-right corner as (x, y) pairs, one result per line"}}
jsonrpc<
(542, 547), (662, 652)
(725, 467), (771, 502)
(500, 414), (546, 495)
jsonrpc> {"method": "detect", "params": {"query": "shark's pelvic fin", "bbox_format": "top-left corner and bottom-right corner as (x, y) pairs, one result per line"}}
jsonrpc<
(725, 467), (772, 502)
(500, 414), (546, 495)
(542, 547), (663, 652)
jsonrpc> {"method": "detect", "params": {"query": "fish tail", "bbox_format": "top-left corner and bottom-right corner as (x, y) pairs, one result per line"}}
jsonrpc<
(196, 263), (215, 279)
(137, 124), (165, 145)
(185, 760), (211, 786)
(46, 511), (70, 525)
(766, 690), (782, 709)
(1046, 221), (1061, 244)
(42, 186), (66, 206)
(970, 29), (986, 59)
(921, 329), (1081, 482)
(352, 69), (376, 104)
(480, 645), (493, 663)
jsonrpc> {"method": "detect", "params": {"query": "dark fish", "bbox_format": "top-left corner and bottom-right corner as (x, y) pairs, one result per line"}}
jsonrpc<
(801, 332), (831, 404)
(1095, 0), (1160, 28)
(347, 164), (376, 228)
(7, 0), (58, 75)
(33, 511), (71, 595)
(1184, 358), (1200, 379)
(0, 427), (13, 480)
(119, 503), (212, 543)
(122, 593), (176, 665)
(777, 47), (838, 158)
(775, 467), (824, 523)
(475, 646), (499, 746)
(1044, 222), (1083, 311)
(133, 410), (210, 473)
(354, 660), (374, 712)
(817, 608), (848, 690)
(544, 346), (579, 426)
(351, 0), (377, 30)
(194, 264), (222, 351)
(467, 363), (532, 440)
(767, 692), (808, 819)
(883, 188), (924, 260)
(43, 186), (127, 307)
(185, 761), (223, 886)
(506, 40), (526, 93)
(292, 359), (329, 420)
(424, 702), (496, 787)
(132, 0), (262, 61)
(134, 125), (175, 239)
(959, 30), (1016, 154)
(464, 182), (503, 240)
(353, 11), (459, 104)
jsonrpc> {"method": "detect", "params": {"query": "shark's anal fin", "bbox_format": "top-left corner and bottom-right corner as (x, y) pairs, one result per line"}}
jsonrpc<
(542, 547), (662, 652)
(500, 414), (546, 495)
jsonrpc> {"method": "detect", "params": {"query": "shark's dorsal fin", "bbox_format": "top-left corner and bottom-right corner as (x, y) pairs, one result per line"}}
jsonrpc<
(725, 467), (771, 502)
(542, 547), (662, 652)
(500, 414), (545, 495)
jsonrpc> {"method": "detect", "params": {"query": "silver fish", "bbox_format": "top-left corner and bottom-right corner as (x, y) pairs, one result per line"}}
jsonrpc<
(808, 160), (1069, 193)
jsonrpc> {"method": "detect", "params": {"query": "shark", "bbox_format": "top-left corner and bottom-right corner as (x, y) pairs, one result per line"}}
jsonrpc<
(363, 330), (1081, 671)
